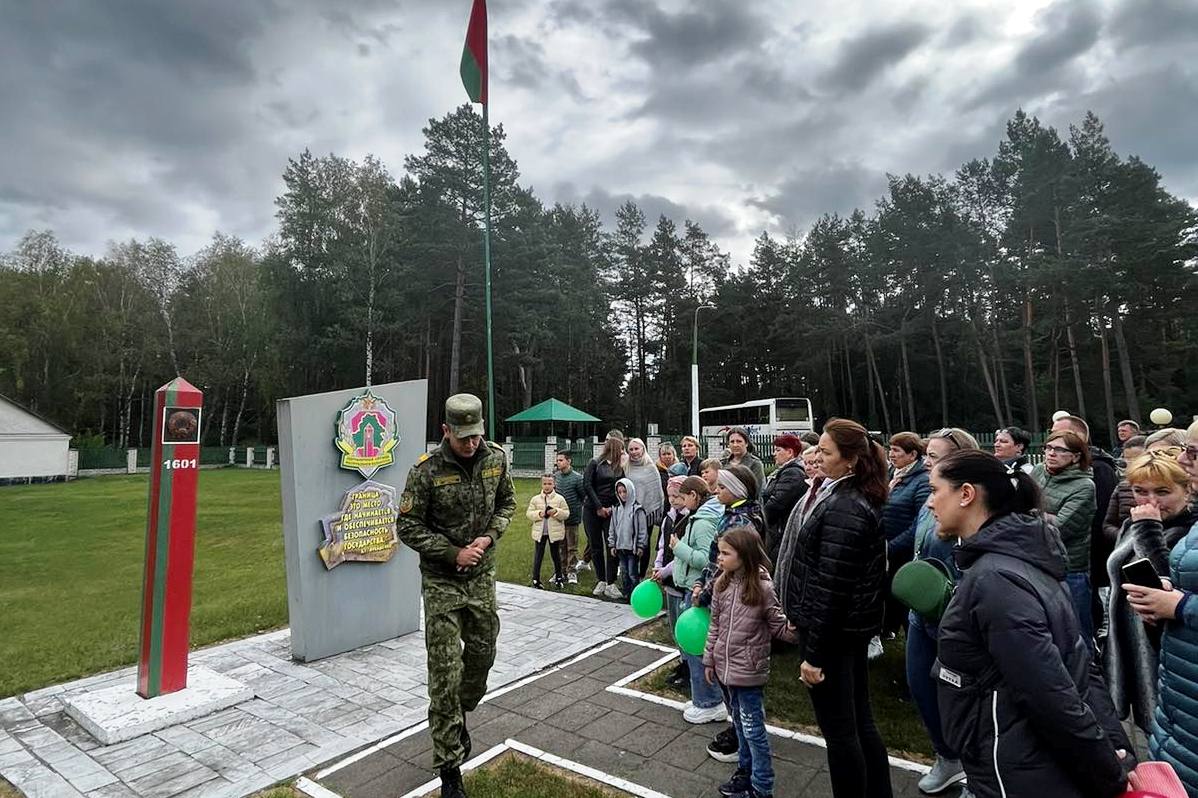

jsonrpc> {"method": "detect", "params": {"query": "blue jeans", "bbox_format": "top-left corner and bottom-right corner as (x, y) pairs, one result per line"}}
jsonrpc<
(1066, 571), (1094, 642)
(907, 611), (956, 759)
(618, 550), (639, 597)
(681, 591), (723, 709)
(726, 685), (773, 795)
(666, 591), (684, 645)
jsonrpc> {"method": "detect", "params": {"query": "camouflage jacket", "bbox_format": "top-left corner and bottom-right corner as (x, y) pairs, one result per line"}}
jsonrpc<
(397, 439), (516, 578)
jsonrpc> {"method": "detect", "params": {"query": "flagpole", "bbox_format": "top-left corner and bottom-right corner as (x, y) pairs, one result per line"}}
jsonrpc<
(482, 101), (496, 438)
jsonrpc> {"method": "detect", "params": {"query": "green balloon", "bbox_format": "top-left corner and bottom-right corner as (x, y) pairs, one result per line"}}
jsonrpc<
(630, 580), (663, 618)
(675, 606), (711, 656)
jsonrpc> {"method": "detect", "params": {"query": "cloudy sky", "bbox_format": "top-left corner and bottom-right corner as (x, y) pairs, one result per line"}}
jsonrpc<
(2, 0), (1196, 266)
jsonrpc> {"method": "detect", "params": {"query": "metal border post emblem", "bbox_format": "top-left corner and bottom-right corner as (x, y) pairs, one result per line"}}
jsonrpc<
(333, 389), (400, 478)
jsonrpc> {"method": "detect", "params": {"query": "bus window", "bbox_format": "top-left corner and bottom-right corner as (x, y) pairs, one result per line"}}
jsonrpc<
(775, 399), (810, 423)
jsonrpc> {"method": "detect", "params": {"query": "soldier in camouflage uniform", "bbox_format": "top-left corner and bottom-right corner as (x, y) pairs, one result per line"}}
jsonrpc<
(396, 394), (515, 798)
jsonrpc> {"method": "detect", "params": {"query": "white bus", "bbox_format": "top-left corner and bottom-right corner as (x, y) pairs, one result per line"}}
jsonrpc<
(699, 397), (815, 438)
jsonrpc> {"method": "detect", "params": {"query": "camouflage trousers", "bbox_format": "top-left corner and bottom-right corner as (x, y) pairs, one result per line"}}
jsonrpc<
(423, 566), (500, 771)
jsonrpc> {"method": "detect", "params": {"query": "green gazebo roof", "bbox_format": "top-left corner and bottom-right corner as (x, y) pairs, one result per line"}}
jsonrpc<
(505, 398), (600, 423)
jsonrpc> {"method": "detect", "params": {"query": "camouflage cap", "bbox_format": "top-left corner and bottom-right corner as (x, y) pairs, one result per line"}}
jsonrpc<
(445, 393), (485, 438)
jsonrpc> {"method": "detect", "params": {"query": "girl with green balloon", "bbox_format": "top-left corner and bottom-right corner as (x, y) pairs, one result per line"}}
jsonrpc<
(664, 475), (726, 723)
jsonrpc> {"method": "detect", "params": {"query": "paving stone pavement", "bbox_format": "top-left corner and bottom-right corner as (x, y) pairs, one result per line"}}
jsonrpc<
(315, 639), (934, 798)
(0, 583), (641, 798)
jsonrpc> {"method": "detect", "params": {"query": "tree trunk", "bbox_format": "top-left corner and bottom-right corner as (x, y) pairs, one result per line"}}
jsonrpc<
(930, 313), (948, 426)
(1110, 308), (1141, 422)
(992, 322), (1012, 424)
(972, 320), (1005, 427)
(231, 358), (255, 447)
(1022, 297), (1039, 434)
(826, 340), (838, 417)
(218, 391), (229, 447)
(449, 255), (465, 394)
(121, 365), (140, 450)
(863, 332), (877, 427)
(843, 334), (859, 420)
(634, 296), (646, 432)
(864, 333), (891, 433)
(1063, 305), (1086, 417)
(901, 321), (917, 431)
(1099, 318), (1116, 449)
(1052, 331), (1061, 413)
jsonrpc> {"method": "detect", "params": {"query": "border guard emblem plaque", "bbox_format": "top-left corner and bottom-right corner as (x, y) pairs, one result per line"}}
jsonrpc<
(333, 389), (400, 478)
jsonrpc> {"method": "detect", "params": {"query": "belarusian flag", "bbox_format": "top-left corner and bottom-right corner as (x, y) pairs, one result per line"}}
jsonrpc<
(460, 0), (487, 105)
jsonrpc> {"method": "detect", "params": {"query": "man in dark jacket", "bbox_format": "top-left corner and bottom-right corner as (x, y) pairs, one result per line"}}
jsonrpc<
(1052, 415), (1118, 628)
(761, 434), (807, 556)
(936, 512), (1132, 798)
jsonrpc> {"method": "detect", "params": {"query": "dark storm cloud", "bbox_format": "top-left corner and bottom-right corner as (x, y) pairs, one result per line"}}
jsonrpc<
(615, 2), (766, 69)
(747, 163), (884, 231)
(0, 2), (281, 240)
(1108, 0), (1198, 50)
(1049, 64), (1198, 199)
(822, 22), (931, 93)
(2, 0), (1195, 269)
(965, 0), (1101, 111)
(492, 35), (586, 100)
(552, 183), (739, 239)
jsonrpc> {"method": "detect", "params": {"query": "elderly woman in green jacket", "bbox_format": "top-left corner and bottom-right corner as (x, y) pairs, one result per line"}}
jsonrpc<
(1032, 428), (1097, 641)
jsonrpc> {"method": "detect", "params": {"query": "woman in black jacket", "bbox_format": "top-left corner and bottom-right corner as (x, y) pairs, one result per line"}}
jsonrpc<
(583, 434), (624, 598)
(929, 450), (1131, 798)
(775, 418), (891, 798)
(760, 433), (807, 556)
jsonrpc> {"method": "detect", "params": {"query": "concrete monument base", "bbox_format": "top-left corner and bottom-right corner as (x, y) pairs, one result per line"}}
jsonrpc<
(62, 665), (253, 745)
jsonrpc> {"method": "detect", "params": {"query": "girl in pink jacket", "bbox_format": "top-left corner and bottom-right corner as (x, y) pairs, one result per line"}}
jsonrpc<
(703, 527), (796, 798)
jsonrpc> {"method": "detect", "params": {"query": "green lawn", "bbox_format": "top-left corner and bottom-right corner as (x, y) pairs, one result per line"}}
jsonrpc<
(0, 470), (609, 697)
(631, 618), (934, 763)
(464, 754), (620, 797)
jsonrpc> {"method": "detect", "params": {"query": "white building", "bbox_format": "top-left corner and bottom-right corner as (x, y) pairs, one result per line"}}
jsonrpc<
(0, 394), (71, 483)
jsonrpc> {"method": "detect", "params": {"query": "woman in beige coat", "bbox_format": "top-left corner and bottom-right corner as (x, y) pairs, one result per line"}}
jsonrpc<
(526, 474), (571, 588)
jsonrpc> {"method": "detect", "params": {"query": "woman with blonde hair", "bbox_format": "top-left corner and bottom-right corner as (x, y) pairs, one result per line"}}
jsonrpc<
(1123, 419), (1198, 794)
(1105, 452), (1196, 731)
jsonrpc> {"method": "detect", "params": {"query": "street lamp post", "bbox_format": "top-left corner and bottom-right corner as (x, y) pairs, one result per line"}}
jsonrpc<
(691, 304), (716, 437)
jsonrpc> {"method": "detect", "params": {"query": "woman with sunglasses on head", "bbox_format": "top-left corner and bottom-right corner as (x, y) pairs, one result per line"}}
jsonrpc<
(930, 450), (1132, 798)
(775, 418), (892, 798)
(886, 427), (979, 794)
(992, 426), (1034, 474)
(1032, 429), (1098, 641)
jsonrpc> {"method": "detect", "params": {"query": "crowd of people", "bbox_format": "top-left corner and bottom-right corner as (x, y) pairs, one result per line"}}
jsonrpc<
(528, 414), (1198, 798)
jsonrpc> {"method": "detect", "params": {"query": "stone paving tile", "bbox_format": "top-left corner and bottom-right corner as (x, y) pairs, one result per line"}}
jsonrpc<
(1, 583), (647, 797)
(310, 639), (933, 798)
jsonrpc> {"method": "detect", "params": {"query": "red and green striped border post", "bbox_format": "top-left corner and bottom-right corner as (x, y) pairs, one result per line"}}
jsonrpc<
(137, 377), (203, 698)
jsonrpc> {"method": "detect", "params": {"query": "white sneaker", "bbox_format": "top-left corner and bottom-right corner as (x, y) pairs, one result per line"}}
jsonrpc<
(604, 583), (623, 600)
(567, 571), (578, 585)
(867, 635), (884, 661)
(575, 559), (591, 572)
(592, 580), (608, 596)
(918, 755), (965, 794)
(683, 703), (727, 724)
(683, 701), (693, 711)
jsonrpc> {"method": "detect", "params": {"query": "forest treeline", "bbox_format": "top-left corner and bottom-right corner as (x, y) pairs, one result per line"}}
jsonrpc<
(1, 106), (1194, 448)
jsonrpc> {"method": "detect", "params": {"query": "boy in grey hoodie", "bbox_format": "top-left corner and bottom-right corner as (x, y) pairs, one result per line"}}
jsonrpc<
(607, 477), (649, 599)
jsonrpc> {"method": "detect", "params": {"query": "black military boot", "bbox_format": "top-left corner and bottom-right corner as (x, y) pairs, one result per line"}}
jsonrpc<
(439, 766), (467, 798)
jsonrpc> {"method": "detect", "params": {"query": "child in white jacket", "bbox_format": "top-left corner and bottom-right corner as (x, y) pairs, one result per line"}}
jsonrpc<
(526, 473), (570, 588)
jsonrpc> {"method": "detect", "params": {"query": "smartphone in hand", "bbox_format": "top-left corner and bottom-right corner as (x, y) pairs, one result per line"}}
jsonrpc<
(1122, 557), (1161, 590)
